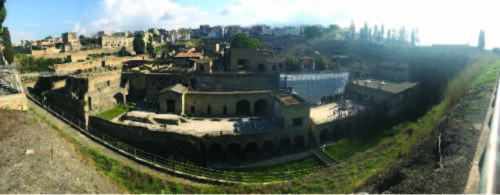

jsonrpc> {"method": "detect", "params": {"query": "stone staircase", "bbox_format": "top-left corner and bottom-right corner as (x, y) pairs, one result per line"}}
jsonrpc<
(311, 148), (337, 166)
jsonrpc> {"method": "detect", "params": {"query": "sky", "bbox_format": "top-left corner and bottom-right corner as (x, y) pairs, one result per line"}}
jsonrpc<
(5, 0), (499, 48)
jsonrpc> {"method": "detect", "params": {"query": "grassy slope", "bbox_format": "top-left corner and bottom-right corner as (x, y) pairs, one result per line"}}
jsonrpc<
(31, 54), (500, 193)
(278, 55), (500, 193)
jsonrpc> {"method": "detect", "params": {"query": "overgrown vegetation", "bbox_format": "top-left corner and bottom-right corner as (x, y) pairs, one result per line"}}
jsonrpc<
(16, 54), (64, 73)
(87, 52), (116, 59)
(222, 156), (324, 176)
(231, 33), (262, 48)
(297, 55), (500, 193)
(97, 104), (134, 120)
(133, 33), (145, 55)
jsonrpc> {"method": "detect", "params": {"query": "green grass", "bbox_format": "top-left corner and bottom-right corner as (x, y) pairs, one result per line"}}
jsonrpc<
(324, 137), (384, 160)
(97, 104), (134, 120)
(223, 156), (323, 176)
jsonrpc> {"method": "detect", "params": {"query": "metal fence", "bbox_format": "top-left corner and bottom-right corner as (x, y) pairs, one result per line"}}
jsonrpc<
(479, 72), (500, 193)
(26, 93), (332, 183)
(281, 72), (349, 104)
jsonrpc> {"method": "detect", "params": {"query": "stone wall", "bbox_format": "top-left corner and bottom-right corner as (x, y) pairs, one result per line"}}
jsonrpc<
(101, 36), (134, 49)
(230, 48), (272, 72)
(194, 73), (280, 91)
(31, 48), (120, 59)
(0, 94), (28, 111)
(52, 55), (145, 74)
(182, 91), (272, 117)
(310, 111), (372, 145)
(272, 94), (310, 131)
(89, 116), (203, 162)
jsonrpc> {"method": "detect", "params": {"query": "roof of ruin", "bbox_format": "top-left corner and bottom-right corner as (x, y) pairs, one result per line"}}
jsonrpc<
(275, 94), (306, 105)
(351, 79), (418, 94)
(174, 51), (203, 58)
(310, 101), (366, 125)
(159, 84), (188, 94)
(187, 90), (271, 95)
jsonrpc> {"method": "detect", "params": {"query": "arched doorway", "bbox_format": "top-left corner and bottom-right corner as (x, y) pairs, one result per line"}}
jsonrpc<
(253, 99), (268, 115)
(208, 143), (224, 161)
(294, 135), (305, 150)
(262, 140), (275, 156)
(320, 129), (331, 145)
(245, 142), (259, 159)
(236, 100), (251, 115)
(227, 143), (242, 160)
(333, 124), (344, 141)
(114, 92), (124, 105)
(279, 137), (292, 154)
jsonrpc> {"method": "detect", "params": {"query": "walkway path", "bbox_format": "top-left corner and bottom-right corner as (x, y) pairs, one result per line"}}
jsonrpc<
(0, 108), (123, 193)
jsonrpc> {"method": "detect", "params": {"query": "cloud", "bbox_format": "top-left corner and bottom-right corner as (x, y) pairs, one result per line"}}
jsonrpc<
(11, 31), (37, 43)
(74, 0), (212, 35)
(69, 0), (499, 48)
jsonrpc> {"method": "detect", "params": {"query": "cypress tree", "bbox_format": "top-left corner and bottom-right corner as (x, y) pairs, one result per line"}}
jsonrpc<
(2, 27), (13, 63)
(478, 30), (485, 51)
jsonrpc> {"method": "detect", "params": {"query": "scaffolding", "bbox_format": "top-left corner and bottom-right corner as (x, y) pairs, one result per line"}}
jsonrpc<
(280, 72), (349, 104)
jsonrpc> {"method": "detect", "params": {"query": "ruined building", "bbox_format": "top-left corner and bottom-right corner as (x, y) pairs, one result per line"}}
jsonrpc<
(61, 32), (81, 52)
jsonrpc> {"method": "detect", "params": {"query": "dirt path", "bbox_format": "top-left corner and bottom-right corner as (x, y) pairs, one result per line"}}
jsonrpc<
(0, 109), (124, 193)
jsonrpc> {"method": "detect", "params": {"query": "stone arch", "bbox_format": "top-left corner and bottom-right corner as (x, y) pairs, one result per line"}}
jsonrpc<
(279, 137), (292, 154)
(208, 143), (224, 160)
(190, 78), (196, 89)
(320, 129), (331, 145)
(262, 140), (275, 156)
(227, 143), (242, 160)
(87, 96), (92, 111)
(253, 99), (268, 115)
(334, 124), (342, 131)
(294, 135), (305, 150)
(236, 100), (251, 115)
(245, 142), (259, 159)
(207, 104), (212, 115)
(113, 92), (125, 105)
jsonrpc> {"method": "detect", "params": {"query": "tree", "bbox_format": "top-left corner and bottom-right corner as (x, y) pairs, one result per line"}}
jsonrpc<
(359, 22), (370, 44)
(315, 55), (328, 71)
(133, 33), (145, 55)
(0, 0), (6, 27)
(410, 28), (419, 46)
(155, 44), (169, 59)
(231, 33), (261, 48)
(478, 30), (485, 51)
(146, 35), (155, 58)
(0, 0), (12, 64)
(398, 26), (407, 44)
(285, 56), (300, 72)
(349, 20), (356, 40)
(2, 27), (13, 64)
(304, 25), (323, 39)
(328, 24), (340, 32)
(379, 24), (385, 42)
